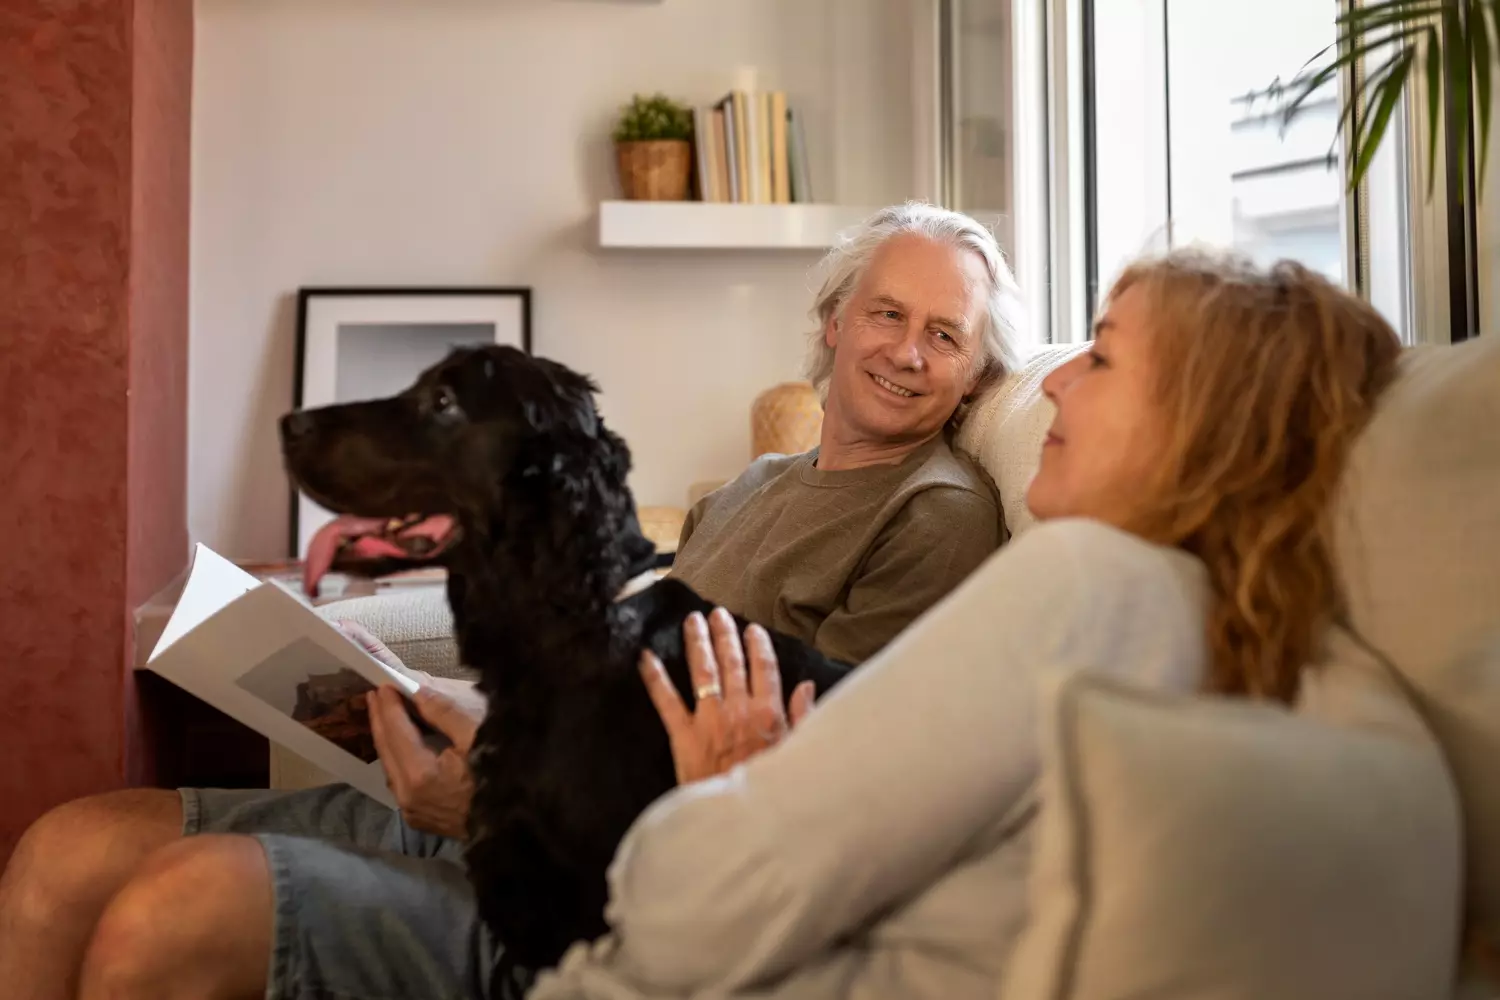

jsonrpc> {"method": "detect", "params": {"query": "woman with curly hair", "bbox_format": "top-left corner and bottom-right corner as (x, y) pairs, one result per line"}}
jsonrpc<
(533, 248), (1404, 1000)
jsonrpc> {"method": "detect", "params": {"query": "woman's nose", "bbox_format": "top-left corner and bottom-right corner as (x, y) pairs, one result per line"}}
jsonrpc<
(1042, 356), (1081, 402)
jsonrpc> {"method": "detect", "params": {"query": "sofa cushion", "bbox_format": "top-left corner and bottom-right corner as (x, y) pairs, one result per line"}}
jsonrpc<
(956, 344), (1086, 538)
(316, 586), (466, 679)
(1332, 334), (1500, 939)
(1002, 637), (1463, 1000)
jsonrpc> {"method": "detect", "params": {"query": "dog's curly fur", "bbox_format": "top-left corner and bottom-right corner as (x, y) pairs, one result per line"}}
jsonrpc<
(280, 345), (853, 976)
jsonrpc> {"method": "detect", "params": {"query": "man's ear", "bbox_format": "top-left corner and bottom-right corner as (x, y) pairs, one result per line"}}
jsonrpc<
(823, 311), (840, 351)
(964, 352), (992, 398)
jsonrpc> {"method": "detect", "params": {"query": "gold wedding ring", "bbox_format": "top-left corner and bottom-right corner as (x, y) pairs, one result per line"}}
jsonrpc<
(694, 683), (722, 701)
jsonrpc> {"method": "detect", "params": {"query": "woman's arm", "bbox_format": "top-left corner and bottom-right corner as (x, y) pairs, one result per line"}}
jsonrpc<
(536, 520), (1207, 997)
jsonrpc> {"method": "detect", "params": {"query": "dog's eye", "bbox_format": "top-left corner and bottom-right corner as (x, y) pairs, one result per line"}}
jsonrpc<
(433, 389), (460, 416)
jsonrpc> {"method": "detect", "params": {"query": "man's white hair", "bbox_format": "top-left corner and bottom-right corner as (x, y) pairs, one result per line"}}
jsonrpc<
(805, 201), (1028, 426)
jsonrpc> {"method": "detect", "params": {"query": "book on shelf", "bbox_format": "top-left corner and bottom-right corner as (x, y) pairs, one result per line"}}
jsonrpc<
(710, 109), (730, 202)
(693, 89), (812, 205)
(770, 91), (789, 204)
(692, 107), (714, 202)
(788, 106), (812, 204)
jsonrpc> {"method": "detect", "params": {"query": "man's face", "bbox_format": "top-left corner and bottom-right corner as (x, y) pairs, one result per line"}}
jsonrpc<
(823, 233), (987, 448)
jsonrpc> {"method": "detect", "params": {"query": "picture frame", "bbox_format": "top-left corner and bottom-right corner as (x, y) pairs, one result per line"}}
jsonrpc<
(289, 286), (533, 560)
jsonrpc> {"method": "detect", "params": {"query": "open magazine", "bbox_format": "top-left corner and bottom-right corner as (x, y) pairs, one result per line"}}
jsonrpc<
(145, 543), (425, 808)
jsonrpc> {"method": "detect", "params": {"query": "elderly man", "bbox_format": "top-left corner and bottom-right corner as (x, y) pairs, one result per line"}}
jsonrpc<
(0, 202), (1025, 1000)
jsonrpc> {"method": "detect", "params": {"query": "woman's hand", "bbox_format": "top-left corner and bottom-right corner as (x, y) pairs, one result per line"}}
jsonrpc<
(367, 681), (487, 841)
(639, 607), (815, 786)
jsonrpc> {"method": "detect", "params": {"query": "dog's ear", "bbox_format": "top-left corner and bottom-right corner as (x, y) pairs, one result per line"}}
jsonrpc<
(555, 372), (602, 439)
(597, 421), (633, 485)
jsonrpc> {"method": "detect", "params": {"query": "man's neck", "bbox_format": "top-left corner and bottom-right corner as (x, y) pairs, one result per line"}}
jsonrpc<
(815, 421), (938, 472)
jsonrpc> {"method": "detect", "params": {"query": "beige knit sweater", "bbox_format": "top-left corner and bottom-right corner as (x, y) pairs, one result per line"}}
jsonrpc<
(529, 520), (1210, 1000)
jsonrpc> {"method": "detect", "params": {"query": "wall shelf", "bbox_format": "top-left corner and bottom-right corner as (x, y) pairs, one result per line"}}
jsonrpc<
(596, 201), (877, 251)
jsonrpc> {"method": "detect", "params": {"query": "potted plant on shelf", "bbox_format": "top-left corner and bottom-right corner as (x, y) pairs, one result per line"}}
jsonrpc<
(613, 92), (694, 201)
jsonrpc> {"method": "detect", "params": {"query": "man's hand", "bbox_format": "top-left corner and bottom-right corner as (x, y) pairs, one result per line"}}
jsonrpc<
(367, 681), (488, 841)
(332, 619), (410, 676)
(335, 620), (480, 722)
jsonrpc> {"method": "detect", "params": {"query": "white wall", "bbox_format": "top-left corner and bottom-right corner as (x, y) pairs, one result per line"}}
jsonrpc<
(190, 0), (920, 560)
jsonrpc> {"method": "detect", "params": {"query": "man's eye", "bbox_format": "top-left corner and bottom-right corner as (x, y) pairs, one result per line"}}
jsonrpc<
(1087, 349), (1108, 369)
(881, 309), (901, 321)
(934, 329), (954, 344)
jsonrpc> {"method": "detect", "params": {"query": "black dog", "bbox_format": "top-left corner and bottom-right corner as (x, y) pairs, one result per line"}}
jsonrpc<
(280, 345), (852, 974)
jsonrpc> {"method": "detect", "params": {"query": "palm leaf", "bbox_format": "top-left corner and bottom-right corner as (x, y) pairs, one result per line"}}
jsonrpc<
(1471, 0), (1493, 192)
(1286, 23), (1428, 130)
(1294, 0), (1500, 201)
(1339, 4), (1444, 37)
(1304, 3), (1438, 74)
(1292, 23), (1428, 107)
(1339, 0), (1445, 28)
(1353, 48), (1418, 189)
(1325, 39), (1419, 192)
(1330, 43), (1401, 146)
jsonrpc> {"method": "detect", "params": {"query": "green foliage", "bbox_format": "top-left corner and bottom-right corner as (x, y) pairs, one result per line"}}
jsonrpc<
(1277, 0), (1500, 200)
(613, 93), (694, 143)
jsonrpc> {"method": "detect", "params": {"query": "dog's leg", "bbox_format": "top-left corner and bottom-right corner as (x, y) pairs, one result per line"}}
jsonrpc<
(465, 808), (607, 972)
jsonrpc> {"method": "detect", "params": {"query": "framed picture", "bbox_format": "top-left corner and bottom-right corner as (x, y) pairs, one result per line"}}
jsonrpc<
(289, 286), (532, 560)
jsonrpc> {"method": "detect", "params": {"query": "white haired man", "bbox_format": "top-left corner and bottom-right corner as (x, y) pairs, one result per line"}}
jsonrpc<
(0, 202), (1026, 1000)
(670, 199), (1026, 663)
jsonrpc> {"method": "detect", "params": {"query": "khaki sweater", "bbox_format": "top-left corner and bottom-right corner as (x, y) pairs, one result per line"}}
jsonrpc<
(667, 433), (1004, 665)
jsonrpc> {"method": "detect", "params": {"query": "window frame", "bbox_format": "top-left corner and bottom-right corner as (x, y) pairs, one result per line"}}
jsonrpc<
(1042, 0), (1477, 344)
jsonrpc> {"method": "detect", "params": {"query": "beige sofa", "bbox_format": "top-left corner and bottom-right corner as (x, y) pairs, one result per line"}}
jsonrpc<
(292, 337), (1499, 998)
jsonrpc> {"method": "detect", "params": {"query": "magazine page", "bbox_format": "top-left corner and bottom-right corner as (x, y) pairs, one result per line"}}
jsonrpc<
(146, 544), (420, 808)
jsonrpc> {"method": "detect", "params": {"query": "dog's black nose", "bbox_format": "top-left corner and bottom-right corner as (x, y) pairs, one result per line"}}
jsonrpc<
(282, 411), (315, 442)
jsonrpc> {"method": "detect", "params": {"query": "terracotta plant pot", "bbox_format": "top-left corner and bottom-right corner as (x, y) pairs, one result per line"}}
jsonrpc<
(615, 139), (692, 201)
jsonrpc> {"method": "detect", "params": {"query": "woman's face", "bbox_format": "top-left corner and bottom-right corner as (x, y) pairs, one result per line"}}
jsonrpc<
(1027, 285), (1166, 528)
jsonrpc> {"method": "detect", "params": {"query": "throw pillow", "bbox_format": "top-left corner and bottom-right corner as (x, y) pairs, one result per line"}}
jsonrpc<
(1002, 640), (1462, 1000)
(1332, 334), (1500, 937)
(956, 344), (1086, 539)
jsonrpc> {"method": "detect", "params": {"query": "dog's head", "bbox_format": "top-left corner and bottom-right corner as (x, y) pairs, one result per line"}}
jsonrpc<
(280, 345), (631, 528)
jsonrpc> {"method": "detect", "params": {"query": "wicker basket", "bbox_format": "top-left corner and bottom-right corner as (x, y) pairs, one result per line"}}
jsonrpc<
(751, 381), (824, 459)
(636, 505), (688, 553)
(615, 139), (692, 201)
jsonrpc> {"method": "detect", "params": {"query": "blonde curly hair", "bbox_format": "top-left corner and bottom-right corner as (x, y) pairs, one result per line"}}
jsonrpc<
(1113, 249), (1402, 703)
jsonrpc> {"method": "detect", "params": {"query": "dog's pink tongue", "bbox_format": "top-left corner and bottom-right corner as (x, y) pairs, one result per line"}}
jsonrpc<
(302, 515), (392, 597)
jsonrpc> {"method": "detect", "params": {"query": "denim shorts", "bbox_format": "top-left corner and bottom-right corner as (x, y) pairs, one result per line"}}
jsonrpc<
(181, 784), (534, 1000)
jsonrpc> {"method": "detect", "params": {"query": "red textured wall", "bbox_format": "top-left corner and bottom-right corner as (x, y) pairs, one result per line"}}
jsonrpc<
(0, 0), (191, 861)
(126, 0), (193, 785)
